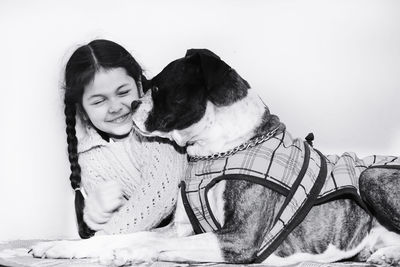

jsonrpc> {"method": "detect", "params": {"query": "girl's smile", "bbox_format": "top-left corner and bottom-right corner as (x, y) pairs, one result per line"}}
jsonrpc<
(106, 112), (131, 124)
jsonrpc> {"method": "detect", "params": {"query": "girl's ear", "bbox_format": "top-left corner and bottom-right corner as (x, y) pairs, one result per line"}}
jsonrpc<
(75, 105), (90, 133)
(81, 110), (89, 123)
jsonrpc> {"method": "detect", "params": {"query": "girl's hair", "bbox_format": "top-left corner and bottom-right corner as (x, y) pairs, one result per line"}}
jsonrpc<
(64, 39), (147, 238)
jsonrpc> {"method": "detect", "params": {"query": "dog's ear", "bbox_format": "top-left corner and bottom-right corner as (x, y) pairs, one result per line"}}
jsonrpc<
(185, 49), (221, 60)
(185, 49), (249, 106)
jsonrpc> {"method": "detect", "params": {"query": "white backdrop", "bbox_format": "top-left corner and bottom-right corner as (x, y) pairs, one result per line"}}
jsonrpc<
(0, 0), (399, 240)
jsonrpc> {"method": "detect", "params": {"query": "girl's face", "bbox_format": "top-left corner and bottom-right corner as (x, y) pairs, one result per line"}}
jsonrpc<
(82, 67), (139, 138)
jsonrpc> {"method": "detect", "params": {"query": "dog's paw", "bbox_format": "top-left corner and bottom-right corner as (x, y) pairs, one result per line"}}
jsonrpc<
(367, 246), (400, 266)
(30, 240), (101, 259)
(97, 249), (117, 266)
(31, 240), (85, 259)
(111, 246), (158, 266)
(31, 241), (63, 258)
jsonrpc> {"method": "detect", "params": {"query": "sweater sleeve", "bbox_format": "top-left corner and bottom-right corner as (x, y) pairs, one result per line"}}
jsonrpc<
(96, 139), (187, 235)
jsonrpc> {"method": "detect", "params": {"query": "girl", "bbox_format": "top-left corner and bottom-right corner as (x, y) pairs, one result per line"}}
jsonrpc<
(64, 39), (186, 238)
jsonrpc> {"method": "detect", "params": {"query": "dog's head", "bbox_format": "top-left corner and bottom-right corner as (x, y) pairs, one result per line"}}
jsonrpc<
(132, 49), (279, 156)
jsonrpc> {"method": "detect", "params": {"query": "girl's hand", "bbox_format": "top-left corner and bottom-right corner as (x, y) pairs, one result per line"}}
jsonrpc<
(83, 181), (126, 231)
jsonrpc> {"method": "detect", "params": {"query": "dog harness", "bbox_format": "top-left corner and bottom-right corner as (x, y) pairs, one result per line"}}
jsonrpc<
(180, 130), (400, 262)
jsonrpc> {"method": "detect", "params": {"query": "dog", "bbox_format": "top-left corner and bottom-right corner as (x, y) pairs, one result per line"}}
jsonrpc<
(32, 49), (400, 266)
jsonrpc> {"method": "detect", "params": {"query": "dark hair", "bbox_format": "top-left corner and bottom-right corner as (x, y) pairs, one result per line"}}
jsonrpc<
(64, 39), (147, 238)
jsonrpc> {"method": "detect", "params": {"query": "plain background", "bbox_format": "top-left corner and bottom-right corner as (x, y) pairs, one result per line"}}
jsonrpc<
(0, 0), (399, 240)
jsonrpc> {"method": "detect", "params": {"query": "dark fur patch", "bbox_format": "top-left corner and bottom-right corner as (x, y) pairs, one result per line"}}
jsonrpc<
(206, 69), (249, 106)
(193, 50), (249, 106)
(185, 49), (250, 106)
(253, 108), (286, 137)
(275, 199), (372, 257)
(216, 179), (284, 263)
(145, 49), (250, 132)
(146, 57), (208, 132)
(360, 168), (400, 233)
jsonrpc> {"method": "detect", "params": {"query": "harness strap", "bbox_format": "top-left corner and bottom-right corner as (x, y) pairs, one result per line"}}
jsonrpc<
(367, 165), (400, 170)
(272, 142), (311, 226)
(181, 175), (292, 235)
(254, 147), (328, 263)
(180, 181), (204, 234)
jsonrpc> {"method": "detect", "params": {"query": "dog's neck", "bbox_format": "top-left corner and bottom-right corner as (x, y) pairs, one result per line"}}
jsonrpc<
(173, 90), (272, 157)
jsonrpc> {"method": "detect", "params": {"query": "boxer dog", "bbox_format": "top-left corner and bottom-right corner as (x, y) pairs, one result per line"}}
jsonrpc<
(32, 49), (400, 266)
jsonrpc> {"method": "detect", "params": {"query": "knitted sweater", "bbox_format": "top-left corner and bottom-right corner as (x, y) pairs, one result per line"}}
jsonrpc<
(77, 124), (187, 235)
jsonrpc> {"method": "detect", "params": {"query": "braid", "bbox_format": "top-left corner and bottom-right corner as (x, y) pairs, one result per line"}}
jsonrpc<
(64, 99), (95, 238)
(65, 104), (80, 189)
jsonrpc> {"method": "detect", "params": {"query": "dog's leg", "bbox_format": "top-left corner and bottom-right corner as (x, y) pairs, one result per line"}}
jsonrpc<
(31, 233), (143, 259)
(111, 180), (283, 265)
(31, 195), (195, 261)
(359, 224), (400, 266)
(367, 245), (400, 266)
(359, 168), (400, 232)
(30, 222), (192, 260)
(112, 232), (224, 265)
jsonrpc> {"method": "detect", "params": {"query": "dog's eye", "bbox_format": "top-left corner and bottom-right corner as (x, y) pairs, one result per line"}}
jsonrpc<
(151, 86), (159, 95)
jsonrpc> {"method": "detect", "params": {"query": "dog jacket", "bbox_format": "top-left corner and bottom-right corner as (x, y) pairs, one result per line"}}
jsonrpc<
(180, 130), (400, 262)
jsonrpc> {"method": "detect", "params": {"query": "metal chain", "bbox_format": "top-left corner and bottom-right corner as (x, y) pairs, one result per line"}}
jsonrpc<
(189, 127), (280, 162)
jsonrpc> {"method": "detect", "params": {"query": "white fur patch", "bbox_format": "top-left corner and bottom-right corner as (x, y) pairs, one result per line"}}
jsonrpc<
(366, 225), (400, 251)
(264, 224), (400, 266)
(184, 89), (267, 156)
(173, 191), (196, 237)
(131, 90), (154, 136)
(367, 245), (400, 265)
(265, 243), (367, 266)
(206, 180), (226, 228)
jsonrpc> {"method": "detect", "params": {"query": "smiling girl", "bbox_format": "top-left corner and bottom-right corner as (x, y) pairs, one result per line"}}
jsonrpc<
(64, 39), (186, 238)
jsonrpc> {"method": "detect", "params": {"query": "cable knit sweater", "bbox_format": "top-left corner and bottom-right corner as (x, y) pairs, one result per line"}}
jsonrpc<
(77, 124), (187, 235)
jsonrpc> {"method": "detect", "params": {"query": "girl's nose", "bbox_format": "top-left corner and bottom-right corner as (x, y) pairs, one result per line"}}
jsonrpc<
(108, 99), (123, 113)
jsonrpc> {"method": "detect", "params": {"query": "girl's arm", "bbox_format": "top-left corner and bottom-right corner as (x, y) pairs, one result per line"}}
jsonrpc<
(97, 141), (187, 235)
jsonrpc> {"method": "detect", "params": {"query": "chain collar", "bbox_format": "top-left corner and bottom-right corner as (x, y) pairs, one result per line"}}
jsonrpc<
(188, 127), (280, 162)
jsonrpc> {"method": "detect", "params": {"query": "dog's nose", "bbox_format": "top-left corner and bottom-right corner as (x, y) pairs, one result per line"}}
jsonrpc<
(131, 100), (142, 112)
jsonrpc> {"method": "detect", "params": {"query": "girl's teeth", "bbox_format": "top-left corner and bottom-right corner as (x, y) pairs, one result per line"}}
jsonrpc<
(114, 114), (127, 123)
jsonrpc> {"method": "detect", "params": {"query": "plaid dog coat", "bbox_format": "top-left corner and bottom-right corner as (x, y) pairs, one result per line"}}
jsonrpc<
(180, 130), (400, 262)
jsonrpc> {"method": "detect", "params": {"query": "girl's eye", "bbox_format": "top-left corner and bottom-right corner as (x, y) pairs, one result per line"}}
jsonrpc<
(91, 99), (105, 105)
(118, 89), (131, 96)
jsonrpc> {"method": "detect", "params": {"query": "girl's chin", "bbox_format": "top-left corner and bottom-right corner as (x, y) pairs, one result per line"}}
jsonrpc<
(106, 123), (133, 139)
